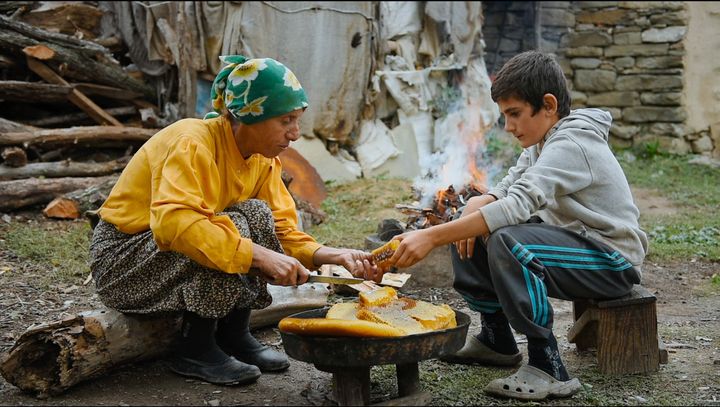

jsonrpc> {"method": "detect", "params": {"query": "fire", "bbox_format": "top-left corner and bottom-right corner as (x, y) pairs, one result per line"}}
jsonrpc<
(396, 183), (485, 230)
(395, 83), (496, 230)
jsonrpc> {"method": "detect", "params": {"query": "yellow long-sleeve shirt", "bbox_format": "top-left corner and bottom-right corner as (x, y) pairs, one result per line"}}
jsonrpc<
(98, 116), (322, 274)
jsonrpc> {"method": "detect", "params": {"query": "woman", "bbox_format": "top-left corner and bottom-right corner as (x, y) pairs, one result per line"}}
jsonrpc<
(89, 55), (379, 385)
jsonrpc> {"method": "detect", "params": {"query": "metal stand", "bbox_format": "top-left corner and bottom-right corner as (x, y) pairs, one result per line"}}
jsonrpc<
(315, 362), (429, 406)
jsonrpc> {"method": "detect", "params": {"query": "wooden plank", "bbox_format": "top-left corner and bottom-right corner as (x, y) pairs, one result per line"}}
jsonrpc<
(597, 285), (656, 309)
(566, 306), (598, 346)
(25, 56), (123, 127)
(571, 300), (598, 350)
(597, 303), (660, 374)
(659, 337), (669, 364)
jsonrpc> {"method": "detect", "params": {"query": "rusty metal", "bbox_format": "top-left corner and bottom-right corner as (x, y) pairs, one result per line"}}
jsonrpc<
(280, 307), (470, 367)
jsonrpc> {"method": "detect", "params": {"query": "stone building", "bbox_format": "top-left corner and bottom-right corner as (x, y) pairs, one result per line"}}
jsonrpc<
(482, 1), (720, 157)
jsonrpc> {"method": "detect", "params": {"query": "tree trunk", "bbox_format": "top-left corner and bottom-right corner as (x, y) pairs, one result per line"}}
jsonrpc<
(0, 175), (116, 211)
(0, 309), (181, 397)
(0, 126), (157, 147)
(0, 15), (155, 99)
(0, 159), (126, 181)
(0, 285), (329, 396)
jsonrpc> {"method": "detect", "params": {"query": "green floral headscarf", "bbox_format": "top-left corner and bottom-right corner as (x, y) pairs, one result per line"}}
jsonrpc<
(204, 55), (308, 124)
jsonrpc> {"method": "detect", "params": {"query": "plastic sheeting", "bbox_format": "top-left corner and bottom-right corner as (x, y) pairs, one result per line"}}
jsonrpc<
(106, 1), (494, 184)
(220, 1), (375, 146)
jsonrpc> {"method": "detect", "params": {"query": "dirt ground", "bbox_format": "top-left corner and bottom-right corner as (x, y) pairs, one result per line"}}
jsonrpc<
(1, 188), (719, 406)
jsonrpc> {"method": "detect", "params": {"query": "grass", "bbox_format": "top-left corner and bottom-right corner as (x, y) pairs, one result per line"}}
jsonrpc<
(0, 146), (718, 406)
(618, 152), (720, 262)
(1, 148), (717, 287)
(309, 176), (415, 248)
(0, 220), (91, 286)
(313, 148), (720, 264)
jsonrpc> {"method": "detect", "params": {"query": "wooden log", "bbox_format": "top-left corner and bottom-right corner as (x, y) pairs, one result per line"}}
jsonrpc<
(0, 309), (182, 397)
(26, 106), (138, 128)
(0, 126), (157, 147)
(0, 175), (116, 211)
(0, 15), (155, 99)
(0, 159), (127, 181)
(73, 83), (143, 101)
(1, 146), (28, 167)
(0, 2), (35, 14)
(0, 117), (38, 133)
(42, 176), (119, 220)
(0, 285), (329, 396)
(0, 80), (72, 102)
(0, 53), (16, 68)
(18, 3), (103, 40)
(25, 56), (123, 127)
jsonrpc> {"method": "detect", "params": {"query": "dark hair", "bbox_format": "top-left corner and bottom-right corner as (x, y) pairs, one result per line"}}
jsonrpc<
(491, 51), (571, 118)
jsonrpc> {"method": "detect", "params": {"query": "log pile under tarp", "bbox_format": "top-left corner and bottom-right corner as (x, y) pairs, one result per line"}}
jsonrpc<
(0, 3), (162, 217)
(0, 4), (328, 225)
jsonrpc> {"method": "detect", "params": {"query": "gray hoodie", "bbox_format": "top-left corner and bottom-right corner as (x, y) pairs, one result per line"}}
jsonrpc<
(479, 108), (648, 268)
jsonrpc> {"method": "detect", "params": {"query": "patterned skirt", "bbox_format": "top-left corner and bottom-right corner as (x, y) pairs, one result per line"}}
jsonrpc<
(89, 199), (281, 319)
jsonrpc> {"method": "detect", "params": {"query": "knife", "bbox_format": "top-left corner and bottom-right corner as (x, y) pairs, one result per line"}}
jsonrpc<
(307, 275), (365, 285)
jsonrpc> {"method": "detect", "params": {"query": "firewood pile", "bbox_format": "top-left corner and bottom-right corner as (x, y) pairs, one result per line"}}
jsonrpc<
(0, 2), (328, 228)
(396, 184), (485, 230)
(0, 2), (161, 219)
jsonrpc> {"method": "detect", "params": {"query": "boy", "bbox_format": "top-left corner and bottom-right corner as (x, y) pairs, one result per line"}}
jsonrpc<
(385, 50), (647, 400)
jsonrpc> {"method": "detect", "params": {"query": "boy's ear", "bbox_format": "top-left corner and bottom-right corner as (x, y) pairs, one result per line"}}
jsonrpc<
(542, 94), (558, 116)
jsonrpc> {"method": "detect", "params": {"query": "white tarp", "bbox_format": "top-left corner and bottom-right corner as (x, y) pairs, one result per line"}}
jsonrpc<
(221, 1), (374, 147)
(106, 1), (493, 184)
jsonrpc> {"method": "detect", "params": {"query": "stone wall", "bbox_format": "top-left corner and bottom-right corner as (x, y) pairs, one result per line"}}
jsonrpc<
(482, 1), (716, 155)
(481, 2), (538, 78)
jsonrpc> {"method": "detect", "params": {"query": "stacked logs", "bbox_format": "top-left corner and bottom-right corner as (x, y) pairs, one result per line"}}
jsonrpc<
(0, 3), (160, 219)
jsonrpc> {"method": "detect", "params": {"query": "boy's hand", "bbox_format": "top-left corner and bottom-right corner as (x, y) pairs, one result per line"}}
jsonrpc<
(388, 229), (435, 269)
(454, 195), (496, 259)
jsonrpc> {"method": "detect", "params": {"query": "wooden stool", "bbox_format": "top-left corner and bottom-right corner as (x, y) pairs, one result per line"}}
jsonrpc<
(567, 285), (668, 374)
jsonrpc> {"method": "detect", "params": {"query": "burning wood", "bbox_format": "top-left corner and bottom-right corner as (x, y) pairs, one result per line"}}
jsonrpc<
(396, 184), (486, 230)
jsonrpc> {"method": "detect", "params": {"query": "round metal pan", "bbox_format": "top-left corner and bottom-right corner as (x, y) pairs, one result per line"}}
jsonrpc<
(279, 307), (470, 367)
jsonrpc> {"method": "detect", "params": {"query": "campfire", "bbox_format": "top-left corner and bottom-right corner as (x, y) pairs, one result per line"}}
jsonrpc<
(395, 183), (486, 230)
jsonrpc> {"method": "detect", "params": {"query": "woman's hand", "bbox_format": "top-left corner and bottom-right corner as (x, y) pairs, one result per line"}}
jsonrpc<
(251, 244), (310, 286)
(313, 247), (382, 283)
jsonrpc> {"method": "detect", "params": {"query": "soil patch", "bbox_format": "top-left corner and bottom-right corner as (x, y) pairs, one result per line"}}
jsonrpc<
(1, 196), (719, 406)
